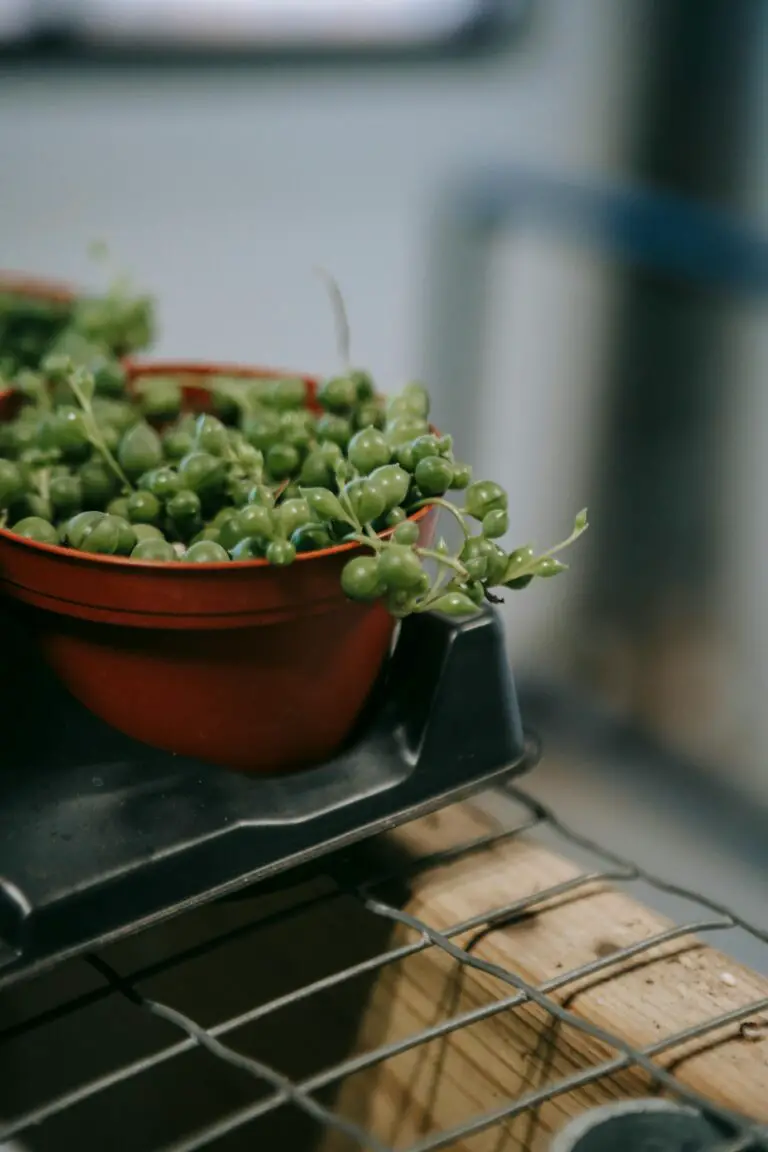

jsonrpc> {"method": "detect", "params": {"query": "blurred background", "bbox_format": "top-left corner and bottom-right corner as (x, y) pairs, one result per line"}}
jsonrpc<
(3, 1), (768, 1147)
(2, 0), (767, 934)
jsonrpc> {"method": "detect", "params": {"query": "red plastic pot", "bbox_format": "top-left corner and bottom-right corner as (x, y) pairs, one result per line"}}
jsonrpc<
(0, 361), (435, 773)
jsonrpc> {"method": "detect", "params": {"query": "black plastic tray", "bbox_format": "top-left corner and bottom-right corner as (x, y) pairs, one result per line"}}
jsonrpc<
(0, 603), (534, 988)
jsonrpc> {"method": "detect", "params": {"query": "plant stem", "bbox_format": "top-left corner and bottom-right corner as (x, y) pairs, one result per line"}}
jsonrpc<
(410, 496), (469, 538)
(68, 375), (133, 493)
(414, 569), (453, 612)
(337, 486), (363, 532)
(348, 531), (381, 552)
(416, 547), (469, 581)
(315, 268), (351, 370)
(94, 433), (133, 494)
(541, 511), (589, 560)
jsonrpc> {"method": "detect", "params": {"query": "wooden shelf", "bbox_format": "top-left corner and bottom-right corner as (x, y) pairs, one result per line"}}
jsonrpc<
(317, 800), (768, 1151)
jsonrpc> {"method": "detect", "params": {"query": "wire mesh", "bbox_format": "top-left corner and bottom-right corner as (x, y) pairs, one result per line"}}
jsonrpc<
(0, 776), (766, 1152)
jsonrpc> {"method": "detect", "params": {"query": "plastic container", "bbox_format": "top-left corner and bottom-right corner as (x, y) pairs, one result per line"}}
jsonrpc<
(0, 361), (435, 773)
(551, 1100), (738, 1152)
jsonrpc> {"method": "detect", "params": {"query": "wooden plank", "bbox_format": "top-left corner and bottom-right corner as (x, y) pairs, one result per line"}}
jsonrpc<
(320, 801), (768, 1152)
(1, 799), (766, 1152)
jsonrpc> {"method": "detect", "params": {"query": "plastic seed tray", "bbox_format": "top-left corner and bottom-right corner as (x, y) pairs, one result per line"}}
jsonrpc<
(0, 602), (535, 988)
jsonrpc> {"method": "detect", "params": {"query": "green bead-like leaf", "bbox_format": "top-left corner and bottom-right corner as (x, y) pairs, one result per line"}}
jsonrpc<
(503, 546), (534, 584)
(41, 353), (75, 382)
(13, 371), (47, 406)
(341, 555), (384, 601)
(299, 487), (354, 525)
(70, 367), (95, 405)
(430, 591), (480, 617)
(506, 575), (533, 591)
(342, 478), (386, 524)
(534, 557), (567, 578)
(482, 508), (508, 539)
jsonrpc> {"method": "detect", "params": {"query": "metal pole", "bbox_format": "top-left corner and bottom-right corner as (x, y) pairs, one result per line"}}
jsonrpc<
(588, 0), (760, 635)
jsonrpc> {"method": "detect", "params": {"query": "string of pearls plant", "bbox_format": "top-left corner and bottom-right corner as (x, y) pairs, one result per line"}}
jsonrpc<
(0, 274), (587, 618)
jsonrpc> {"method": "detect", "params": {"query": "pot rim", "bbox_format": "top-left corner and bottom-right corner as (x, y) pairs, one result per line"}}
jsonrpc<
(0, 271), (76, 303)
(0, 357), (433, 573)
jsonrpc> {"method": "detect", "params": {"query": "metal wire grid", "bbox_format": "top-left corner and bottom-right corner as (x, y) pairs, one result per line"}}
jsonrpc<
(1, 778), (767, 1152)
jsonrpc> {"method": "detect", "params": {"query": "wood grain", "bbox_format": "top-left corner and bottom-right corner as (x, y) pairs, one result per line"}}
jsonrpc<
(319, 801), (768, 1152)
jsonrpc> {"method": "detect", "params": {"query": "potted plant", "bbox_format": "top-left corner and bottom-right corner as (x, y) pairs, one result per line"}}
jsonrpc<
(0, 261), (155, 378)
(0, 284), (586, 772)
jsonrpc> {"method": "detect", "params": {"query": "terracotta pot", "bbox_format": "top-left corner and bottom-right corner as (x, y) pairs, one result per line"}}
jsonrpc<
(0, 271), (75, 304)
(0, 361), (435, 773)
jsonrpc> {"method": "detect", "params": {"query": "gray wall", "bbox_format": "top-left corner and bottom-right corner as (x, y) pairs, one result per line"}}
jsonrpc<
(0, 1), (647, 373)
(0, 0), (650, 671)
